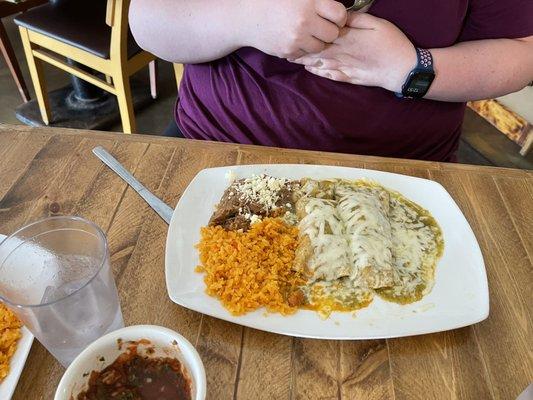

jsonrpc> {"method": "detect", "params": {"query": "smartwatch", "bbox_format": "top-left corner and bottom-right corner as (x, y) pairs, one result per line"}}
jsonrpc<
(397, 48), (435, 99)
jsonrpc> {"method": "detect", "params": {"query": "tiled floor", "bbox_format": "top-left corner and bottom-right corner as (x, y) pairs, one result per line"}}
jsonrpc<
(1, 16), (531, 169)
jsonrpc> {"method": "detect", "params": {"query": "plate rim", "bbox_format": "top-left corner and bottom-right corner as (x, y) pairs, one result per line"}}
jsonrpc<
(0, 327), (34, 400)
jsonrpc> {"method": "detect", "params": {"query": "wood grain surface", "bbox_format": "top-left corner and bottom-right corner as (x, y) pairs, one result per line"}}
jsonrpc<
(0, 124), (531, 400)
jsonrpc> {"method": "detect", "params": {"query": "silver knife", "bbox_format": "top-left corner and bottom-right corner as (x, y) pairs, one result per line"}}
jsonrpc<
(92, 146), (174, 224)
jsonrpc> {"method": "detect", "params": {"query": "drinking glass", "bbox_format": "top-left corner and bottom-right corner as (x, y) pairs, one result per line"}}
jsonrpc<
(0, 216), (124, 367)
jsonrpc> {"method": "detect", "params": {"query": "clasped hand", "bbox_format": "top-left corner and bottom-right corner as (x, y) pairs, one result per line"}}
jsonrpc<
(250, 0), (417, 92)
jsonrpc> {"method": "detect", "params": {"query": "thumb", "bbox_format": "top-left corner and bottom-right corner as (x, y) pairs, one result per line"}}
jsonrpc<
(346, 12), (381, 29)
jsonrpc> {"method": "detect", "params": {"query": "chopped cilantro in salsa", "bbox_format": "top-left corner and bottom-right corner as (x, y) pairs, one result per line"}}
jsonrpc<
(77, 341), (191, 400)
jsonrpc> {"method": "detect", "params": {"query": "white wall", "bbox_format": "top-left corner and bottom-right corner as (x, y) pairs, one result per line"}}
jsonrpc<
(497, 86), (533, 124)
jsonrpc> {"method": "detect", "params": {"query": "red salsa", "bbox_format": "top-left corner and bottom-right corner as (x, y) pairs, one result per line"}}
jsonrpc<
(76, 340), (192, 400)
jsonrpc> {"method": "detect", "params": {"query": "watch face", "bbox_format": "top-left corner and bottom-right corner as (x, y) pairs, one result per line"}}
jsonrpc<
(404, 72), (435, 97)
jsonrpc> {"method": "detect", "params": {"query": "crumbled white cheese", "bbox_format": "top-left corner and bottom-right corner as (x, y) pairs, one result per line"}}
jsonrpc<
(242, 212), (263, 225)
(235, 174), (287, 211)
(249, 214), (262, 225)
(283, 210), (298, 226)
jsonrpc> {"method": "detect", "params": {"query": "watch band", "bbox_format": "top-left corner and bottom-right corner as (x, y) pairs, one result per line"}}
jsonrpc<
(416, 48), (434, 73)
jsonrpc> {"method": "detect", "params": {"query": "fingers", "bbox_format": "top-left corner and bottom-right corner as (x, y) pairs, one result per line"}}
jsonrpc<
(288, 1), (347, 59)
(305, 64), (370, 85)
(315, 0), (347, 27)
(281, 33), (332, 59)
(296, 57), (361, 79)
(311, 17), (340, 43)
(287, 49), (307, 60)
(291, 55), (320, 66)
(300, 36), (327, 54)
(305, 66), (350, 83)
(346, 11), (381, 29)
(292, 55), (336, 68)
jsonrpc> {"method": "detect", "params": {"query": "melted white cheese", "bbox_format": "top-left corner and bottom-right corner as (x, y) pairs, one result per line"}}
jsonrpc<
(388, 197), (440, 296)
(296, 179), (443, 304)
(336, 185), (394, 280)
(298, 198), (352, 282)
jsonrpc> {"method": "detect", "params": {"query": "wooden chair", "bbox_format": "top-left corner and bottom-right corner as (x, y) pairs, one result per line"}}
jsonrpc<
(0, 0), (47, 103)
(173, 63), (184, 91)
(15, 0), (156, 133)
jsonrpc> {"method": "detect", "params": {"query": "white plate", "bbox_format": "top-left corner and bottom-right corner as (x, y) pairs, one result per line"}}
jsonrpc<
(165, 165), (489, 340)
(1, 232), (35, 400)
(0, 327), (33, 400)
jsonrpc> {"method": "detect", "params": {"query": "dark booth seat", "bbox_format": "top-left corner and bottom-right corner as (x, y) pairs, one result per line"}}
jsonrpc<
(14, 1), (141, 60)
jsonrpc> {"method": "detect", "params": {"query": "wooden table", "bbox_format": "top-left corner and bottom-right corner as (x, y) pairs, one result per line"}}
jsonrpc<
(1, 124), (531, 400)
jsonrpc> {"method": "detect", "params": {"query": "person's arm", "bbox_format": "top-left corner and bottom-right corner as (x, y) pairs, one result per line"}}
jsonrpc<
(291, 13), (533, 102)
(427, 37), (533, 101)
(129, 0), (347, 64)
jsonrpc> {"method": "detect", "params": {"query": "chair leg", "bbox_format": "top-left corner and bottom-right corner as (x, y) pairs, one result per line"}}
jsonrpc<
(113, 71), (136, 134)
(173, 63), (184, 92)
(18, 27), (51, 124)
(1, 21), (30, 103)
(520, 132), (532, 156)
(149, 60), (157, 99)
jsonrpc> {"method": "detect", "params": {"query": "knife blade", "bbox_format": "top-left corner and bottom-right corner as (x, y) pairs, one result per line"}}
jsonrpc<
(92, 146), (174, 225)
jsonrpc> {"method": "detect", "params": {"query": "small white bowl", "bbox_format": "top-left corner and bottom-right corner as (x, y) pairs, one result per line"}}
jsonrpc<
(54, 325), (206, 400)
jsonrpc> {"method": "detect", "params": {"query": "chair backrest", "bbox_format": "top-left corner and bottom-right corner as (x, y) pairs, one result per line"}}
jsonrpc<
(107, 0), (131, 61)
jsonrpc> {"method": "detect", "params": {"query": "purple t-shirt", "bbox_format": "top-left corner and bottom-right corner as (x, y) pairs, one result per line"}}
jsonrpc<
(176, 0), (533, 161)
